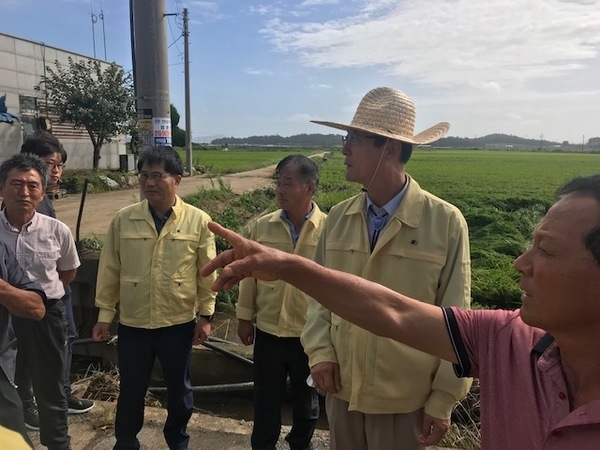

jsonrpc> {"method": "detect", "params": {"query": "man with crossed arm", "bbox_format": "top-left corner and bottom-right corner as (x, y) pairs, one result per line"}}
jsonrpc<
(0, 240), (46, 449)
(0, 153), (80, 450)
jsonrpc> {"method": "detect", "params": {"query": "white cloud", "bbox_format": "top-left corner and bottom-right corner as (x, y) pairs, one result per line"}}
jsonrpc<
(260, 0), (600, 92)
(245, 67), (275, 76)
(189, 1), (229, 21)
(248, 0), (600, 141)
(248, 3), (285, 17)
(248, 5), (273, 16)
(190, 1), (220, 12)
(300, 0), (340, 6)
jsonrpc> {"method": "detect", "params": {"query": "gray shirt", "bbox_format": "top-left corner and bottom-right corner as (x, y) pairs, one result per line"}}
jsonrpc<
(0, 242), (45, 384)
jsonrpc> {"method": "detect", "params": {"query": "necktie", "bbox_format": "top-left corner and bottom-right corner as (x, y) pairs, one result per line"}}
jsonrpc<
(370, 207), (388, 251)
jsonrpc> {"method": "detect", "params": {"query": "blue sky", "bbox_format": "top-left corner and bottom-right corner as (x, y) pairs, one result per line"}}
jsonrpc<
(2, 0), (600, 143)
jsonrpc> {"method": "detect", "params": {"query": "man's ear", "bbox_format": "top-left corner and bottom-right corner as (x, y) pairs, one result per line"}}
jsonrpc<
(386, 140), (401, 157)
(306, 181), (315, 196)
(174, 175), (183, 187)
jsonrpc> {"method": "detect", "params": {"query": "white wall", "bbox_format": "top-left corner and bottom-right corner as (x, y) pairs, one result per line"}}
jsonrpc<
(0, 32), (125, 169)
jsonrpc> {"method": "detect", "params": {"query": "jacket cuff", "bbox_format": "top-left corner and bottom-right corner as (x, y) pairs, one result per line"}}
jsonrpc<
(307, 349), (338, 368)
(424, 391), (457, 420)
(236, 305), (254, 321)
(97, 309), (116, 324)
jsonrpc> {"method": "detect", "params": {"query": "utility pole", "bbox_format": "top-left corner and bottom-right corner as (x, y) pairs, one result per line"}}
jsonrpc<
(91, 5), (97, 58)
(130, 0), (172, 150)
(183, 8), (192, 176)
(100, 8), (107, 60)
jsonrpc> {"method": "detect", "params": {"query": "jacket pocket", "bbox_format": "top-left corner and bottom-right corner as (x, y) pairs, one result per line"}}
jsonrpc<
(376, 247), (445, 302)
(170, 274), (197, 303)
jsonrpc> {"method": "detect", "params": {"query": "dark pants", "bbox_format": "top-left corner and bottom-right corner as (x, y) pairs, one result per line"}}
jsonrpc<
(13, 300), (70, 450)
(251, 328), (319, 450)
(62, 286), (77, 397)
(15, 287), (76, 402)
(0, 373), (34, 448)
(114, 321), (195, 450)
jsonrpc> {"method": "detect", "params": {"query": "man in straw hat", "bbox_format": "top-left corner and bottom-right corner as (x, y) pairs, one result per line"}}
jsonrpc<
(201, 172), (600, 450)
(300, 87), (472, 449)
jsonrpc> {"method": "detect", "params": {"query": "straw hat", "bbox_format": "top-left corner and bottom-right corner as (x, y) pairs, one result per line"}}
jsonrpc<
(311, 87), (450, 145)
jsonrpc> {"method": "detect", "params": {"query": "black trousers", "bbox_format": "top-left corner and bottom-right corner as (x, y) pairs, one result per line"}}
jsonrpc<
(13, 300), (69, 450)
(251, 328), (319, 450)
(0, 373), (34, 448)
(16, 287), (75, 403)
(114, 321), (195, 450)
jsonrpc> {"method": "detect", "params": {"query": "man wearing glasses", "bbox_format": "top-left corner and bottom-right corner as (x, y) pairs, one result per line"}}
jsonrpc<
(92, 146), (217, 450)
(16, 132), (94, 433)
(301, 87), (471, 449)
(237, 155), (326, 450)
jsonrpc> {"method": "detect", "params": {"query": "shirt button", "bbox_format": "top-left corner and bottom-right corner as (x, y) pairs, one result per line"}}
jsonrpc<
(558, 392), (567, 400)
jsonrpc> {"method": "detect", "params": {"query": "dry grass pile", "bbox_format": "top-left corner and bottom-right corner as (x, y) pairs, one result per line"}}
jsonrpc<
(440, 381), (481, 449)
(71, 366), (161, 407)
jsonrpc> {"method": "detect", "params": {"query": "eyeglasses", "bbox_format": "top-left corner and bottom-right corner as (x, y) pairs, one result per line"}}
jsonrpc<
(138, 172), (170, 182)
(272, 180), (305, 190)
(341, 133), (379, 147)
(46, 162), (65, 170)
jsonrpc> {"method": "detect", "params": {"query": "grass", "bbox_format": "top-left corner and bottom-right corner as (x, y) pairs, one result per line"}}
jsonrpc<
(313, 149), (600, 309)
(75, 147), (600, 310)
(174, 148), (330, 174)
(406, 149), (600, 205)
(185, 148), (600, 311)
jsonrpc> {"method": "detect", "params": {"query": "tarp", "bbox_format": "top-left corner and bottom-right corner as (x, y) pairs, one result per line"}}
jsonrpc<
(0, 94), (19, 124)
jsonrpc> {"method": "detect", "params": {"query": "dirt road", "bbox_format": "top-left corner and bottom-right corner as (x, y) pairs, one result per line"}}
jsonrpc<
(54, 165), (276, 238)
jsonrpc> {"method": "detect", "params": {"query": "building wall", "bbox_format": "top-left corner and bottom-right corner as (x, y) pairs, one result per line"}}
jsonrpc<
(0, 32), (125, 169)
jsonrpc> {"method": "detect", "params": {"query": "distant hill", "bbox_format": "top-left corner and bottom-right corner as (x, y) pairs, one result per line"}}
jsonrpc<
(436, 133), (559, 148)
(211, 134), (342, 147)
(209, 133), (600, 151)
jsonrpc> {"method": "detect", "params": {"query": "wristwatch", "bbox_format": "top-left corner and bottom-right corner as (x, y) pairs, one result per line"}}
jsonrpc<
(196, 314), (214, 323)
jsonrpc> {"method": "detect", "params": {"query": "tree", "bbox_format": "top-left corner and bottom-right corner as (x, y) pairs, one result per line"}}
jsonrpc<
(39, 57), (135, 170)
(170, 103), (186, 147)
(170, 103), (180, 128)
(588, 137), (600, 148)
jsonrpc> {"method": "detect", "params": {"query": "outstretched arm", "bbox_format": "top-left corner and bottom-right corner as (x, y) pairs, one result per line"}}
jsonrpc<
(201, 222), (458, 363)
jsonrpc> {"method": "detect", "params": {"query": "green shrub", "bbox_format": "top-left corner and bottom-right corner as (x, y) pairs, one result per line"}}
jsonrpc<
(61, 170), (131, 194)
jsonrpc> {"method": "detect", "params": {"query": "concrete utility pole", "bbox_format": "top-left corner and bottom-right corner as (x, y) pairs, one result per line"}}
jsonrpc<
(130, 0), (172, 150)
(183, 8), (192, 176)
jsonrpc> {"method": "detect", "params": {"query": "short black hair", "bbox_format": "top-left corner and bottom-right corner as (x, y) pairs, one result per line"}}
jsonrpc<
(372, 136), (413, 163)
(0, 153), (48, 190)
(557, 174), (600, 264)
(137, 146), (183, 176)
(275, 155), (319, 194)
(21, 130), (68, 164)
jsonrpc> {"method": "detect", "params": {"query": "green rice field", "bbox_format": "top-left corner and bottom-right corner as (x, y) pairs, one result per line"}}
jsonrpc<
(317, 149), (600, 209)
(177, 148), (322, 174)
(189, 148), (600, 310)
(318, 149), (600, 309)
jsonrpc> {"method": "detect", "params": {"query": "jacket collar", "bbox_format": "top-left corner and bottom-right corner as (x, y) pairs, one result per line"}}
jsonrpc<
(345, 174), (424, 229)
(270, 202), (324, 227)
(129, 196), (183, 221)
